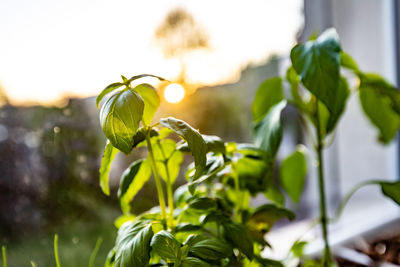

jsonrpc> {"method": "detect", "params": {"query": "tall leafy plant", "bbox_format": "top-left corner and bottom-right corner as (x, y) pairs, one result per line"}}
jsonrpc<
(252, 28), (400, 266)
(97, 75), (295, 266)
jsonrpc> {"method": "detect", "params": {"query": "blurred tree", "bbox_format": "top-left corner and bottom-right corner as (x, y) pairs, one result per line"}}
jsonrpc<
(155, 8), (209, 88)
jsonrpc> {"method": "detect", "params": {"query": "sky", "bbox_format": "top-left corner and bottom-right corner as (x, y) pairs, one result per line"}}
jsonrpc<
(0, 0), (303, 105)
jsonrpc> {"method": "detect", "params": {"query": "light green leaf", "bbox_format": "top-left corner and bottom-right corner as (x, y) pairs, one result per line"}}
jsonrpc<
(115, 221), (153, 267)
(104, 247), (116, 267)
(150, 230), (181, 262)
(99, 141), (118, 196)
(290, 28), (341, 114)
(264, 184), (285, 206)
(253, 100), (287, 157)
(178, 134), (225, 154)
(96, 82), (124, 108)
(279, 146), (307, 203)
(133, 84), (160, 126)
(236, 156), (271, 195)
(359, 74), (400, 143)
(340, 51), (360, 73)
(250, 204), (295, 230)
(160, 117), (207, 182)
(291, 241), (307, 257)
(181, 257), (210, 267)
(223, 222), (254, 260)
(379, 181), (400, 205)
(252, 77), (284, 123)
(99, 89), (144, 154)
(153, 139), (183, 184)
(118, 159), (152, 214)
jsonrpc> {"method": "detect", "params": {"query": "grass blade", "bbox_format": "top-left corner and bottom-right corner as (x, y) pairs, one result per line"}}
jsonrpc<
(54, 234), (61, 267)
(88, 238), (103, 267)
(1, 246), (6, 267)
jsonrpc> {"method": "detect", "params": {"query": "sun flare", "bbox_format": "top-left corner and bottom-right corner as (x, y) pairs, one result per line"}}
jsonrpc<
(164, 83), (185, 103)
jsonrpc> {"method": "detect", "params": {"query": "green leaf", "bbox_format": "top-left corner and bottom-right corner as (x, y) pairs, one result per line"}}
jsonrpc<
(379, 181), (400, 205)
(264, 185), (285, 206)
(252, 77), (284, 123)
(291, 241), (307, 257)
(223, 222), (254, 260)
(178, 135), (225, 154)
(181, 257), (210, 267)
(115, 221), (153, 267)
(132, 128), (158, 148)
(189, 197), (217, 210)
(253, 100), (287, 157)
(99, 141), (119, 196)
(105, 247), (116, 267)
(96, 82), (124, 108)
(175, 223), (202, 233)
(248, 204), (295, 232)
(150, 231), (181, 262)
(279, 146), (307, 203)
(153, 139), (183, 184)
(290, 28), (341, 114)
(326, 77), (350, 134)
(118, 159), (152, 214)
(128, 74), (167, 83)
(186, 235), (232, 260)
(160, 117), (207, 182)
(133, 84), (160, 126)
(100, 89), (144, 154)
(359, 74), (400, 143)
(340, 51), (360, 73)
(236, 156), (271, 195)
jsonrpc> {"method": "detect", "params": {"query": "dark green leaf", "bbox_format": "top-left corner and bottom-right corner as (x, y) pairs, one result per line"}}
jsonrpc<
(115, 221), (153, 267)
(160, 117), (207, 182)
(379, 181), (400, 205)
(132, 128), (158, 148)
(250, 204), (295, 226)
(178, 135), (225, 154)
(290, 28), (341, 114)
(96, 82), (124, 108)
(359, 74), (400, 143)
(187, 235), (232, 260)
(181, 257), (210, 267)
(326, 77), (350, 134)
(99, 141), (118, 196)
(150, 230), (181, 262)
(189, 197), (217, 210)
(279, 147), (307, 203)
(223, 222), (254, 260)
(254, 100), (287, 157)
(236, 156), (271, 195)
(133, 84), (160, 126)
(252, 77), (284, 123)
(118, 159), (152, 213)
(175, 223), (202, 233)
(100, 89), (144, 154)
(340, 51), (360, 73)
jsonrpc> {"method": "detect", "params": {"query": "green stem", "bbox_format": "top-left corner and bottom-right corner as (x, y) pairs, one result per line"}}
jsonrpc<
(88, 238), (103, 267)
(232, 163), (242, 223)
(2, 246), (7, 267)
(332, 180), (381, 223)
(315, 101), (331, 266)
(145, 131), (167, 226)
(156, 140), (175, 228)
(54, 234), (61, 267)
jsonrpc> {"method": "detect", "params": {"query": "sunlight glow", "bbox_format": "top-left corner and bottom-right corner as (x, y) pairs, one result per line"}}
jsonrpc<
(164, 83), (185, 103)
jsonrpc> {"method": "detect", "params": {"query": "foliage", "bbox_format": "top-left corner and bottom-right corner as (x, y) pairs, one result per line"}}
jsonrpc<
(96, 74), (295, 267)
(253, 28), (400, 266)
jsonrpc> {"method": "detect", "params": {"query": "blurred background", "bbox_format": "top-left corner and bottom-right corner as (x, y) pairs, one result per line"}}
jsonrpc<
(0, 0), (399, 265)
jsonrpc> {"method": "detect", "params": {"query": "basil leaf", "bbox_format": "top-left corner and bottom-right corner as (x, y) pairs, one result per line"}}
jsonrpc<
(115, 221), (153, 267)
(290, 28), (341, 114)
(223, 222), (254, 260)
(96, 82), (124, 108)
(133, 84), (160, 126)
(252, 77), (284, 123)
(150, 230), (181, 262)
(100, 89), (144, 154)
(279, 147), (307, 203)
(118, 159), (152, 214)
(160, 117), (207, 183)
(99, 141), (118, 196)
(379, 181), (400, 205)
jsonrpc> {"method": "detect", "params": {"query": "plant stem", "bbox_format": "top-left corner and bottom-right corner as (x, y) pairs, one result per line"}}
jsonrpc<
(89, 237), (103, 267)
(232, 163), (242, 223)
(315, 101), (332, 266)
(2, 246), (7, 267)
(54, 234), (61, 267)
(145, 131), (167, 226)
(157, 140), (175, 228)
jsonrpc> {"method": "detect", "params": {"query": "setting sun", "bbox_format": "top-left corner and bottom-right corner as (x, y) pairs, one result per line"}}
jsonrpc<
(164, 83), (185, 103)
